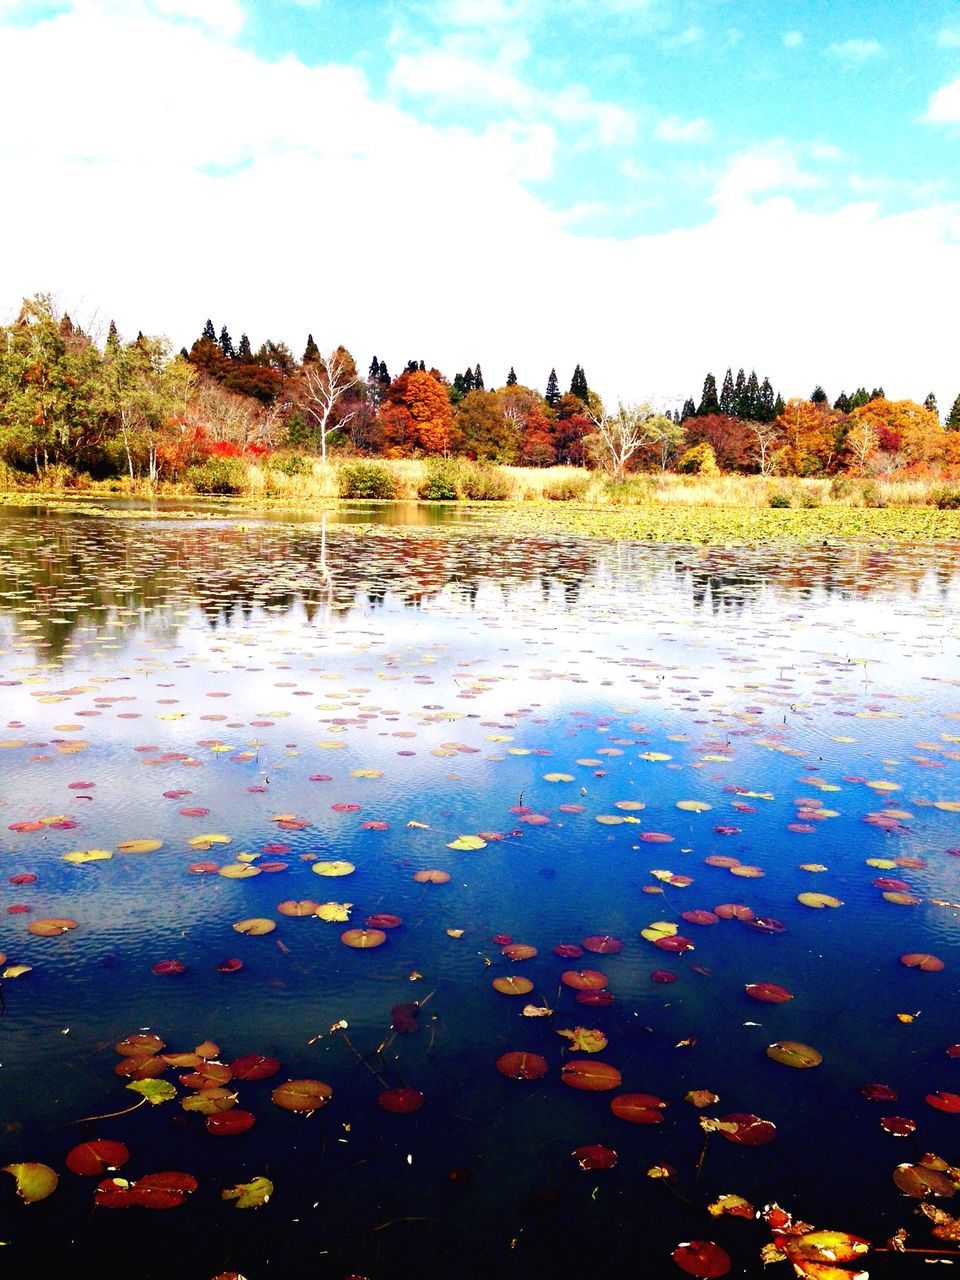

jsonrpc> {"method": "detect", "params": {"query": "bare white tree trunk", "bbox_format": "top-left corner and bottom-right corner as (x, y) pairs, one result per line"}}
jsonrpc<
(303, 351), (358, 464)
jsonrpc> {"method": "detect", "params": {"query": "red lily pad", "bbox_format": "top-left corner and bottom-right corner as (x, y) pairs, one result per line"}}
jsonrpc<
(229, 1054), (280, 1081)
(901, 953), (944, 971)
(881, 1115), (917, 1136)
(378, 1087), (424, 1114)
(560, 969), (608, 991)
(610, 1093), (668, 1124)
(716, 1113), (776, 1145)
(573, 1144), (618, 1170)
(560, 1059), (622, 1091)
(496, 1052), (549, 1080)
(553, 943), (583, 958)
(862, 1083), (899, 1102)
(672, 1240), (731, 1278)
(582, 935), (624, 954)
(927, 1092), (960, 1113)
(151, 960), (186, 976)
(205, 1110), (255, 1136)
(744, 982), (793, 1004)
(215, 958), (243, 973)
(66, 1139), (130, 1176)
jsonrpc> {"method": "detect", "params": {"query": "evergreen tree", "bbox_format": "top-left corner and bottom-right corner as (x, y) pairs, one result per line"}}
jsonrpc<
(378, 360), (389, 385)
(201, 318), (217, 344)
(405, 360), (420, 374)
(303, 333), (320, 363)
(732, 368), (747, 418)
(463, 367), (475, 395)
(179, 346), (189, 360)
(452, 373), (467, 401)
(545, 368), (560, 408)
(850, 387), (869, 409)
(419, 360), (426, 372)
(506, 366), (518, 386)
(758, 377), (776, 422)
(570, 363), (589, 400)
(869, 386), (885, 401)
(673, 409), (682, 425)
(681, 397), (696, 421)
(773, 394), (785, 418)
(834, 391), (852, 413)
(368, 355), (380, 381)
(744, 371), (760, 420)
(237, 333), (252, 362)
(697, 372), (719, 416)
(474, 363), (484, 391)
(810, 385), (827, 403)
(106, 319), (120, 352)
(719, 368), (735, 416)
(218, 325), (234, 359)
(924, 392), (939, 418)
(948, 393), (960, 429)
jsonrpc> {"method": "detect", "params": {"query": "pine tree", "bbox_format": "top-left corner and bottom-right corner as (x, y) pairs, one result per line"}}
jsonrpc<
(834, 391), (852, 413)
(463, 367), (475, 395)
(219, 325), (234, 359)
(105, 319), (120, 352)
(719, 368), (735, 416)
(474, 363), (484, 391)
(924, 392), (939, 418)
(681, 398), (696, 421)
(405, 360), (419, 374)
(773, 394), (785, 418)
(850, 387), (869, 409)
(545, 368), (560, 408)
(758, 377), (776, 422)
(419, 360), (425, 372)
(452, 373), (467, 401)
(810, 385), (827, 403)
(732, 368), (747, 418)
(303, 333), (320, 363)
(506, 366), (518, 386)
(378, 360), (389, 385)
(948, 393), (960, 429)
(869, 386), (885, 401)
(743, 371), (760, 419)
(368, 355), (380, 381)
(179, 346), (189, 360)
(237, 333), (252, 362)
(570, 364), (589, 400)
(202, 319), (217, 344)
(697, 372), (719, 416)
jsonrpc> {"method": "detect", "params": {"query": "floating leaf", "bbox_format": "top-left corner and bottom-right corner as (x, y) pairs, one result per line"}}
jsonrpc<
(573, 1144), (617, 1171)
(492, 976), (533, 996)
(271, 1079), (333, 1112)
(66, 1140), (130, 1176)
(125, 1079), (177, 1105)
(446, 835), (487, 850)
(766, 1040), (822, 1068)
(206, 1110), (255, 1136)
(222, 1176), (273, 1208)
(379, 1087), (424, 1114)
(27, 917), (78, 936)
(900, 952), (944, 971)
(315, 901), (352, 922)
(312, 860), (355, 878)
(232, 918), (276, 936)
(610, 1093), (668, 1123)
(116, 838), (163, 854)
(557, 1027), (608, 1053)
(496, 1052), (549, 1080)
(62, 848), (112, 865)
(671, 1240), (731, 1278)
(927, 1092), (960, 1113)
(4, 1162), (59, 1204)
(797, 892), (844, 909)
(745, 982), (793, 1004)
(560, 1059), (622, 1091)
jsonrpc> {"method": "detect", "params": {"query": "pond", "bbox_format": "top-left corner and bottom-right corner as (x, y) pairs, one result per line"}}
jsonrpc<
(1, 504), (959, 1279)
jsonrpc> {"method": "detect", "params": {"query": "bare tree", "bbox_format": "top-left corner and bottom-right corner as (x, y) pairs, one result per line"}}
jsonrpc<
(587, 400), (650, 480)
(302, 349), (358, 464)
(746, 418), (780, 477)
(844, 419), (879, 473)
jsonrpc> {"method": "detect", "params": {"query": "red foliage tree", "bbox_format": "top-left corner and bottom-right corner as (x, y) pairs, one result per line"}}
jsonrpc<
(380, 370), (458, 457)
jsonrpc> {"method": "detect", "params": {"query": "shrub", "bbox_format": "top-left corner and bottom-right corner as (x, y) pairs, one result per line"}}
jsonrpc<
(271, 452), (311, 477)
(829, 475), (854, 500)
(460, 462), (510, 501)
(768, 491), (792, 508)
(676, 442), (719, 475)
(932, 486), (960, 510)
(544, 475), (590, 501)
(860, 481), (885, 508)
(338, 461), (397, 499)
(418, 459), (461, 501)
(184, 457), (248, 494)
(798, 488), (822, 509)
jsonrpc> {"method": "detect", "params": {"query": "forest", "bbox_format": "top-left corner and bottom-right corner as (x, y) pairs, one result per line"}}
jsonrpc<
(1, 293), (959, 493)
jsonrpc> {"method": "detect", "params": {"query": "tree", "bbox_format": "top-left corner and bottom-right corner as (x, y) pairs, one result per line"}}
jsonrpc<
(380, 369), (457, 457)
(924, 392), (939, 419)
(745, 418), (780, 476)
(810, 385), (828, 404)
(844, 418), (879, 473)
(201, 319), (217, 344)
(106, 320), (120, 353)
(758, 377), (777, 422)
(454, 389), (514, 462)
(586, 400), (649, 479)
(303, 334), (320, 364)
(680, 397), (696, 421)
(732, 368), (747, 418)
(637, 413), (685, 471)
(683, 413), (754, 471)
(697, 373), (719, 416)
(301, 347), (360, 463)
(101, 336), (195, 482)
(474, 363), (484, 391)
(834, 391), (852, 413)
(719, 368), (735, 416)
(848, 397), (944, 466)
(948, 393), (960, 429)
(237, 333), (252, 362)
(544, 368), (560, 408)
(570, 364), (589, 401)
(219, 326), (234, 360)
(506, 366), (518, 386)
(774, 399), (846, 475)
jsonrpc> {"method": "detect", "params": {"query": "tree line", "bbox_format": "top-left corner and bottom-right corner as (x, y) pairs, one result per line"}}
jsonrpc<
(1, 293), (958, 486)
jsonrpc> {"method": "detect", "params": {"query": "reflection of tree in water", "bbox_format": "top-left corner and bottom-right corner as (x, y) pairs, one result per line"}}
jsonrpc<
(0, 510), (959, 656)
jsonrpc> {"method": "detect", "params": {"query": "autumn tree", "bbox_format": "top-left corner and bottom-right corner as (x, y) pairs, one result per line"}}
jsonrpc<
(380, 369), (457, 457)
(303, 333), (320, 363)
(682, 413), (754, 471)
(100, 336), (195, 482)
(843, 418), (879, 473)
(586, 400), (650, 479)
(636, 412), (685, 471)
(454, 389), (515, 462)
(948, 393), (960, 429)
(773, 399), (846, 475)
(506, 366), (518, 386)
(924, 392), (938, 418)
(848, 398), (944, 467)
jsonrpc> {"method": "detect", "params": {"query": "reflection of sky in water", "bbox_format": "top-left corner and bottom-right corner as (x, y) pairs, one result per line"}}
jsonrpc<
(1, 512), (960, 1278)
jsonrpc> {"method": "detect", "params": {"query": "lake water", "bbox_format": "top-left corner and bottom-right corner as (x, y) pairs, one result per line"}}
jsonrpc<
(1, 504), (960, 1278)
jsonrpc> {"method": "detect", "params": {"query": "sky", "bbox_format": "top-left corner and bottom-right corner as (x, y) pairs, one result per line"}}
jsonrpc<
(1, 0), (959, 412)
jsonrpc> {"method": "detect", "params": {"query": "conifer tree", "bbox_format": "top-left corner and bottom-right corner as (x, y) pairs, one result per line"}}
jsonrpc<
(744, 371), (761, 419)
(773, 394), (785, 418)
(303, 333), (320, 363)
(758, 377), (776, 422)
(506, 366), (518, 386)
(810, 385), (827, 403)
(834, 391), (852, 413)
(201, 319), (217, 343)
(719, 368), (735, 416)
(850, 387), (869, 409)
(179, 346), (189, 360)
(462, 367), (475, 395)
(948, 393), (960, 429)
(378, 360), (389, 385)
(570, 364), (589, 400)
(732, 368), (747, 418)
(219, 326), (234, 359)
(106, 319), (120, 352)
(237, 333), (252, 362)
(869, 386), (885, 401)
(697, 372), (719, 416)
(924, 392), (939, 418)
(681, 397), (696, 421)
(368, 355), (380, 381)
(474, 363), (484, 391)
(545, 368), (560, 408)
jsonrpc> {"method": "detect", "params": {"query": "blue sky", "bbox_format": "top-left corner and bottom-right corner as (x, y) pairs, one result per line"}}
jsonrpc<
(1, 0), (959, 409)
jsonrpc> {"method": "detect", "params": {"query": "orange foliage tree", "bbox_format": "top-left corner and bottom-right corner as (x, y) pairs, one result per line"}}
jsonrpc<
(380, 370), (458, 457)
(847, 398), (945, 467)
(773, 399), (846, 475)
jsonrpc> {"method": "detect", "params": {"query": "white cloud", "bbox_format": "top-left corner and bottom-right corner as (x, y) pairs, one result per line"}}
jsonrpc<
(826, 38), (883, 66)
(783, 30), (803, 48)
(654, 114), (712, 144)
(149, 0), (246, 37)
(926, 76), (960, 124)
(937, 26), (960, 48)
(1, 5), (959, 417)
(664, 24), (703, 48)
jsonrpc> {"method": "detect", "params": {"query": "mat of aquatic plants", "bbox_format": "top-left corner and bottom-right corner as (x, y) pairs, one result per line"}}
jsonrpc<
(2, 507), (960, 1280)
